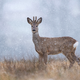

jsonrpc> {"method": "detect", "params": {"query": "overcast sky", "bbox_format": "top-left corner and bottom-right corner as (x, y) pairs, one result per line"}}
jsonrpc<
(0, 0), (80, 60)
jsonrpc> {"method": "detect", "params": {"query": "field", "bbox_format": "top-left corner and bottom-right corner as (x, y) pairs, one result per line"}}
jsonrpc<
(0, 57), (80, 80)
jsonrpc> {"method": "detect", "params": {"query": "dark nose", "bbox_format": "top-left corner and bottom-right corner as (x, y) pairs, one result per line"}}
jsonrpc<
(33, 30), (35, 31)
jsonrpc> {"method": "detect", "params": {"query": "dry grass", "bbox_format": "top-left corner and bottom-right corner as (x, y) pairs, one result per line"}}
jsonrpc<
(0, 57), (80, 80)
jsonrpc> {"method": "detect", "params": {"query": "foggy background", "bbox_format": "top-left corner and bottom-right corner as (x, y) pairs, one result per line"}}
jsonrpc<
(0, 0), (80, 60)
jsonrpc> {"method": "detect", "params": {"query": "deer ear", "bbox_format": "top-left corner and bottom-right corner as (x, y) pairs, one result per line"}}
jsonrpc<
(27, 17), (33, 24)
(37, 17), (42, 24)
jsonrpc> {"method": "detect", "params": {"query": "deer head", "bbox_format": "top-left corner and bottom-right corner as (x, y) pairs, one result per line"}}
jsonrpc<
(27, 16), (42, 34)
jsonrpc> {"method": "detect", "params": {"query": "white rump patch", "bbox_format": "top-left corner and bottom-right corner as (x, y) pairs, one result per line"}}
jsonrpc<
(73, 41), (79, 48)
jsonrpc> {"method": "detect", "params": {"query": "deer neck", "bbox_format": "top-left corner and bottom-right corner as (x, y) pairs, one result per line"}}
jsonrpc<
(32, 32), (40, 44)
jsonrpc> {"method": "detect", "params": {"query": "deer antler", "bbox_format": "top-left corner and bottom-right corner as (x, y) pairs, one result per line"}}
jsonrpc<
(33, 16), (37, 22)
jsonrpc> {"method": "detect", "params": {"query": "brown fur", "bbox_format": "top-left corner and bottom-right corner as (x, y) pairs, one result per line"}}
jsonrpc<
(27, 16), (80, 68)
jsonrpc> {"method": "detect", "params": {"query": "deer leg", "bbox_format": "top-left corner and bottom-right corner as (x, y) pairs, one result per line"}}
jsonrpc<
(39, 54), (43, 64)
(38, 54), (43, 69)
(68, 56), (75, 68)
(70, 54), (76, 68)
(43, 54), (47, 65)
(64, 53), (75, 68)
(71, 52), (80, 66)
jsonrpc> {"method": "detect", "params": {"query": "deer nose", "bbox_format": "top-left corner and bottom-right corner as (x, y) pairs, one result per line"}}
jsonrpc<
(33, 30), (35, 31)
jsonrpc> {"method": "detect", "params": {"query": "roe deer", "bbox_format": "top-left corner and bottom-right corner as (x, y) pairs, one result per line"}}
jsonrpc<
(27, 16), (80, 68)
